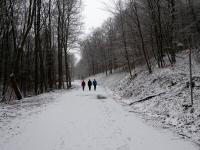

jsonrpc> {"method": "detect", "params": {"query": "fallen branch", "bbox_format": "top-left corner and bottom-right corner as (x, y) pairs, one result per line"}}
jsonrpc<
(129, 92), (166, 106)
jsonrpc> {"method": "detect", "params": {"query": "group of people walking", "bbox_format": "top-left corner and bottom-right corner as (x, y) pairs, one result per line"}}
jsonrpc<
(81, 79), (97, 91)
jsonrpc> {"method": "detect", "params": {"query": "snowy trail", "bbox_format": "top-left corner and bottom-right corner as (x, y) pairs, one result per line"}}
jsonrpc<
(0, 82), (199, 150)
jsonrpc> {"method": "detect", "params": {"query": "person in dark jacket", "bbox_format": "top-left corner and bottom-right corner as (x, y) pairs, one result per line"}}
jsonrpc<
(81, 80), (86, 91)
(88, 79), (92, 91)
(93, 79), (97, 91)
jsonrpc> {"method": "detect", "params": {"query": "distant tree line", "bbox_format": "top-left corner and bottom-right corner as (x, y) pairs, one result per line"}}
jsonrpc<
(0, 0), (82, 101)
(76, 0), (200, 78)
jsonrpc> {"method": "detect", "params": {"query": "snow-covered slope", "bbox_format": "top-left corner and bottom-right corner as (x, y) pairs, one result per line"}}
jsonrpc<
(93, 52), (200, 145)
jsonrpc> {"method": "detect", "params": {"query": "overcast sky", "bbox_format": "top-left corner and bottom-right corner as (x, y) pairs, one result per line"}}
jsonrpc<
(82, 0), (113, 35)
(74, 0), (113, 62)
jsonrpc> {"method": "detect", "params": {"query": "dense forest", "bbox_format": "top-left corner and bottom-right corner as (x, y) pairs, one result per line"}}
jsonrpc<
(76, 0), (200, 78)
(0, 0), (82, 101)
(1, 0), (200, 101)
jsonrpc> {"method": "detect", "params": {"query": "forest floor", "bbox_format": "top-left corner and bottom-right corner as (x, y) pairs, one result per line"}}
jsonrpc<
(92, 52), (200, 146)
(0, 81), (198, 150)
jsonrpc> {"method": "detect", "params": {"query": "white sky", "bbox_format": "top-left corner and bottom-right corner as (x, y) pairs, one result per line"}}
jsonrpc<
(74, 0), (113, 63)
(82, 0), (113, 35)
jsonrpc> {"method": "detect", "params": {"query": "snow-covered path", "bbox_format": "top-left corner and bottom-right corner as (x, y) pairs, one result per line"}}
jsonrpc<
(0, 82), (199, 150)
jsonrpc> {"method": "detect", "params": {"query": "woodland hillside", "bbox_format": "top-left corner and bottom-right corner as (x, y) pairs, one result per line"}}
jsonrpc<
(76, 0), (200, 78)
(0, 0), (82, 101)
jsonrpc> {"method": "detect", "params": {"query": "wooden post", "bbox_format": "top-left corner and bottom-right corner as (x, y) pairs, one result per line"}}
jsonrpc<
(10, 73), (23, 100)
(189, 48), (193, 106)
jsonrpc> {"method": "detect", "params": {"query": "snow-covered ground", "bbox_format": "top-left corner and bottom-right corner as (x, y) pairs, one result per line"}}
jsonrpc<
(0, 82), (198, 150)
(92, 52), (200, 146)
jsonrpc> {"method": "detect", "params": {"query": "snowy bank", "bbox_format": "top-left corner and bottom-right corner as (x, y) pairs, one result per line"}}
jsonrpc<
(92, 52), (200, 145)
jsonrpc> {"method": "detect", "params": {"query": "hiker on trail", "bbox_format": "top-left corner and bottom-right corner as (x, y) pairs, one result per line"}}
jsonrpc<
(88, 79), (92, 91)
(93, 79), (97, 91)
(81, 80), (86, 91)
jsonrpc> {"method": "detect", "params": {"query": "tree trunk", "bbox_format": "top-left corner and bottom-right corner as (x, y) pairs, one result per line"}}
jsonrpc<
(120, 13), (132, 77)
(134, 2), (152, 73)
(57, 0), (63, 89)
